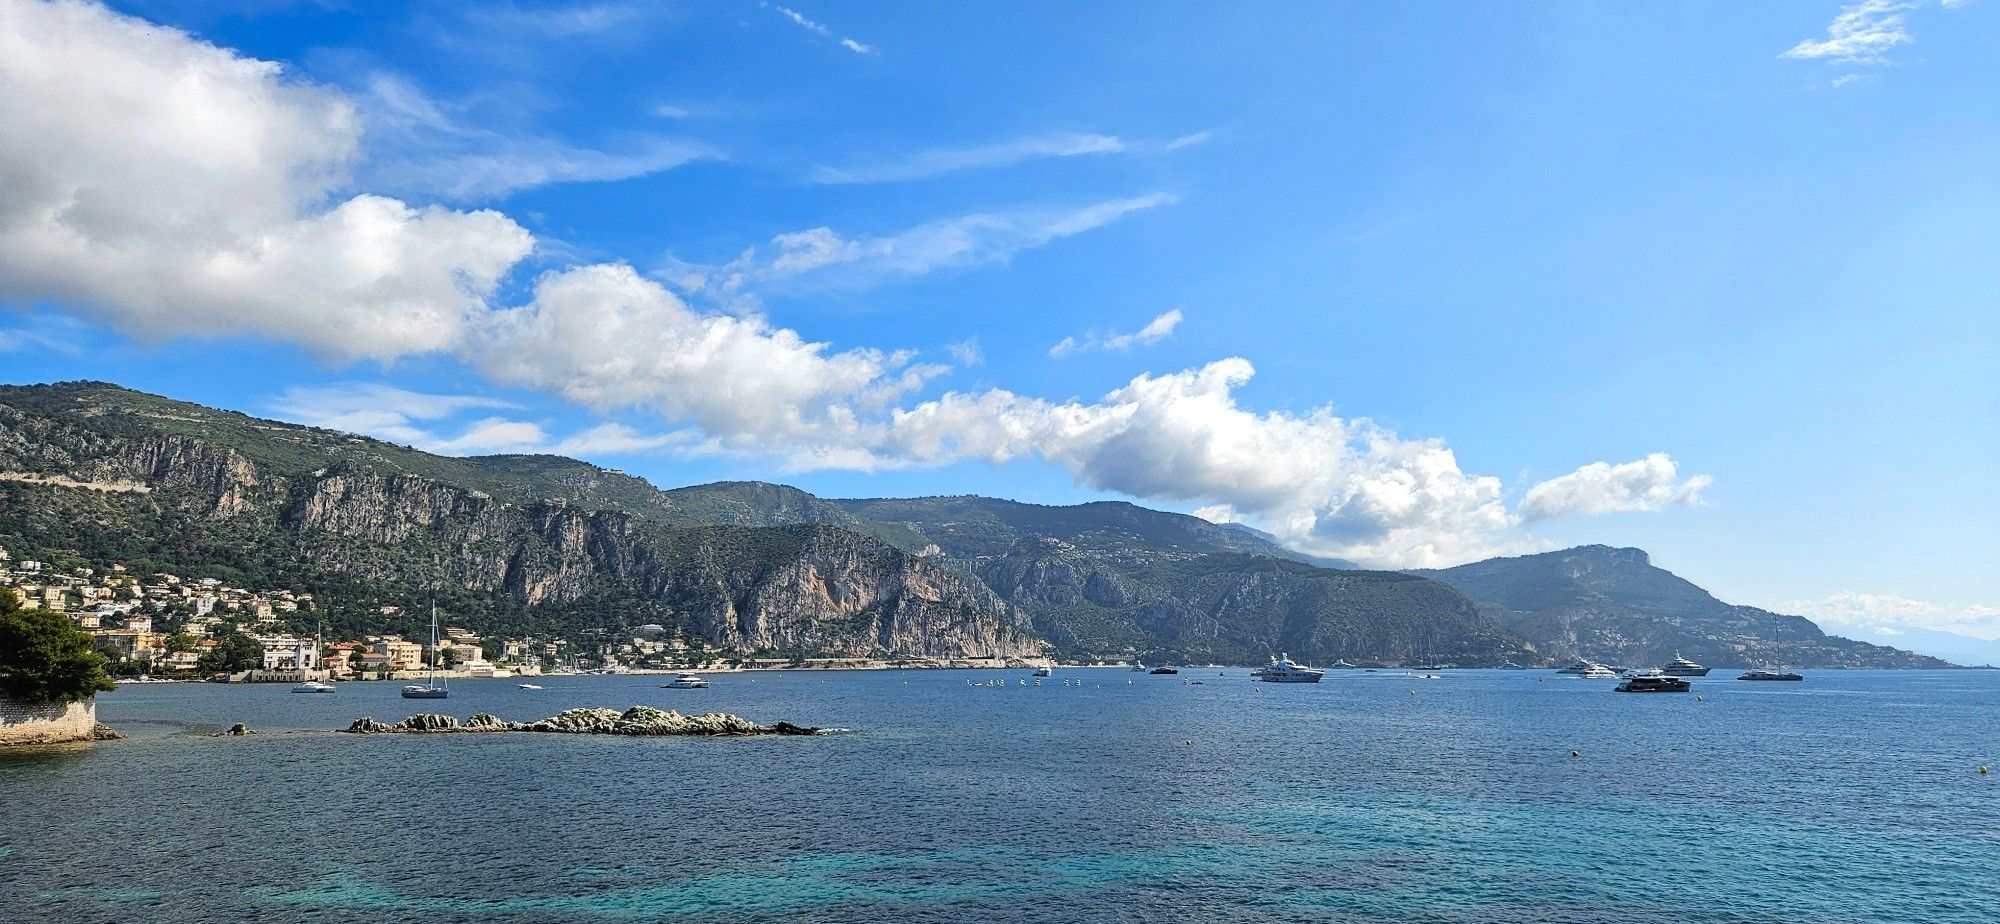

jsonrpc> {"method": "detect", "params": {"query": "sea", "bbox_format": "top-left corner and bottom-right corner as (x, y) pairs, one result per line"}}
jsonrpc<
(2, 667), (1995, 923)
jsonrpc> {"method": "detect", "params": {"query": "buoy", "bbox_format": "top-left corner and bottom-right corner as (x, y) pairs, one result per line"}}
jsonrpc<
(1981, 765), (1990, 775)
(1571, 750), (1580, 758)
(1409, 690), (1417, 696)
(1185, 739), (1193, 746)
(1695, 694), (1704, 701)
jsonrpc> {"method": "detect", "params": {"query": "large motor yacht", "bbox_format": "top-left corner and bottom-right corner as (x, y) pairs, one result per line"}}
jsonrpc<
(1556, 660), (1596, 675)
(1661, 654), (1711, 676)
(1578, 664), (1619, 679)
(663, 674), (710, 689)
(1615, 670), (1692, 693)
(1250, 654), (1325, 684)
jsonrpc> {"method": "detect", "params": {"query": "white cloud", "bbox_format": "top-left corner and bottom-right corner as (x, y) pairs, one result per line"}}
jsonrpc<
(0, 0), (535, 362)
(813, 131), (1210, 185)
(667, 195), (1175, 295)
(2, 1), (1713, 570)
(1776, 591), (2000, 640)
(1050, 309), (1183, 357)
(883, 359), (1527, 566)
(946, 339), (985, 367)
(475, 263), (946, 457)
(764, 3), (874, 55)
(358, 72), (714, 202)
(1519, 452), (1712, 520)
(272, 382), (680, 457)
(1781, 0), (1916, 64)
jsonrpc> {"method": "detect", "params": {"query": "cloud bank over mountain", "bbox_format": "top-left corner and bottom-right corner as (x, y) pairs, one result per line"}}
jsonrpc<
(0, 0), (1711, 567)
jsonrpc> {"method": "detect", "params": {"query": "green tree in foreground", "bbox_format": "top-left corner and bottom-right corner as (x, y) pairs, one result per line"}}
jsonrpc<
(0, 592), (117, 706)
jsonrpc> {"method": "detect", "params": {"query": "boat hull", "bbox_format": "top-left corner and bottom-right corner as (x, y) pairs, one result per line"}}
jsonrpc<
(401, 688), (449, 699)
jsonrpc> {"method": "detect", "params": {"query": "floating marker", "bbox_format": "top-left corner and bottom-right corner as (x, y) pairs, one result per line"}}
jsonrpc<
(1571, 750), (1580, 758)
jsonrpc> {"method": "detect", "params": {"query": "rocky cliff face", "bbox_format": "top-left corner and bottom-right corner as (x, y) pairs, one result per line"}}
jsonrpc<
(0, 385), (1034, 659)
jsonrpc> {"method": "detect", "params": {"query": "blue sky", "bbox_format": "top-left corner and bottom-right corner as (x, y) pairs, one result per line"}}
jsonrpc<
(1, 0), (1994, 637)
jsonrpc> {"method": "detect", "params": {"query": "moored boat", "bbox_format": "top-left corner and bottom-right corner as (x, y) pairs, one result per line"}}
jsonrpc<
(1578, 664), (1619, 679)
(1148, 665), (1180, 675)
(1662, 654), (1711, 676)
(401, 602), (449, 700)
(1738, 668), (1803, 681)
(1616, 670), (1691, 693)
(663, 674), (710, 689)
(1251, 654), (1325, 684)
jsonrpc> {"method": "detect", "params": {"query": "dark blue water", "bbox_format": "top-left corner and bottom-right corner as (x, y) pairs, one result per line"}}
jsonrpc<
(2, 668), (1996, 923)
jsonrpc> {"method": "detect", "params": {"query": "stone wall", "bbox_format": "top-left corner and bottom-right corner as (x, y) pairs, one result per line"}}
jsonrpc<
(0, 696), (97, 746)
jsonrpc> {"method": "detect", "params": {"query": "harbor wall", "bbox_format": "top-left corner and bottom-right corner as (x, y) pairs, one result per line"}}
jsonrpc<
(0, 696), (97, 746)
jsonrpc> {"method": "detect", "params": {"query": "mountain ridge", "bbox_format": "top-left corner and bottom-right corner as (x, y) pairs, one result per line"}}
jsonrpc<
(0, 381), (1953, 668)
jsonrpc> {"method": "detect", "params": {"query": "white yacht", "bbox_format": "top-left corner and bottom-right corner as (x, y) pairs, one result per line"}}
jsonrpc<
(401, 602), (449, 700)
(1033, 665), (1054, 677)
(663, 674), (709, 689)
(517, 683), (543, 690)
(1251, 654), (1325, 684)
(1578, 664), (1619, 679)
(1556, 659), (1596, 674)
(291, 681), (334, 693)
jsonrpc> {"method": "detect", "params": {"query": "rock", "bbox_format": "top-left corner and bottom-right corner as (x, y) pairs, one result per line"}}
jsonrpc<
(89, 723), (124, 741)
(463, 712), (515, 731)
(340, 706), (819, 737)
(222, 723), (255, 736)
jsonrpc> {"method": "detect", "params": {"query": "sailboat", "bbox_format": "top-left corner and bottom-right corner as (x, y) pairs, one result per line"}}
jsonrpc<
(401, 602), (449, 699)
(292, 623), (335, 692)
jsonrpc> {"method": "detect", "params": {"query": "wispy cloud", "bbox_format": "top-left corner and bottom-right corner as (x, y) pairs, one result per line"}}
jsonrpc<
(664, 194), (1177, 296)
(946, 339), (985, 367)
(813, 131), (1210, 185)
(271, 383), (681, 457)
(763, 2), (875, 55)
(1781, 0), (1916, 65)
(361, 72), (716, 201)
(464, 2), (647, 38)
(1050, 309), (1183, 358)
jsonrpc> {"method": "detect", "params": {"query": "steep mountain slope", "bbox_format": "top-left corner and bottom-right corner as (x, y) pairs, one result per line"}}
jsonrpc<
(834, 496), (1524, 664)
(0, 382), (1034, 659)
(1416, 546), (1949, 668)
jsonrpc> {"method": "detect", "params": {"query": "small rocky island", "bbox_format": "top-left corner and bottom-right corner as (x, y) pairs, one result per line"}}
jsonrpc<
(341, 706), (821, 737)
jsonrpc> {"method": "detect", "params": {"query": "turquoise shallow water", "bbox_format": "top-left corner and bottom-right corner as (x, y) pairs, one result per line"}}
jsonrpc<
(2, 668), (1996, 922)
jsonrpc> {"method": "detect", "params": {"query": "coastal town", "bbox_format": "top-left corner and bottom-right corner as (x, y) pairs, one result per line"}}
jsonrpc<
(0, 545), (740, 682)
(0, 546), (1036, 682)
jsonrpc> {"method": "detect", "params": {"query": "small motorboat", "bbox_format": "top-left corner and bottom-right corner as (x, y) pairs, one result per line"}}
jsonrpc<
(1738, 668), (1804, 682)
(517, 683), (543, 690)
(291, 681), (334, 693)
(1033, 665), (1054, 677)
(1149, 665), (1180, 675)
(663, 674), (709, 689)
(1616, 670), (1691, 693)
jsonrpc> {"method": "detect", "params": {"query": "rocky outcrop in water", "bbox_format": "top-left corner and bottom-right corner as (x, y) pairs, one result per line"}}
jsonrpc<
(340, 706), (820, 737)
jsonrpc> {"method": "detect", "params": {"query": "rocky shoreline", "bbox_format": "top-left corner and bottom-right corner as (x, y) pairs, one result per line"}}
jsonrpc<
(340, 706), (821, 737)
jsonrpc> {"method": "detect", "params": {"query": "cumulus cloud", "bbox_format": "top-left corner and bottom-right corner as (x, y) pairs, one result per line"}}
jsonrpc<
(1777, 591), (2000, 640)
(475, 263), (946, 459)
(812, 132), (1208, 185)
(1519, 452), (1712, 520)
(3, 1), (1713, 569)
(1781, 0), (1916, 64)
(764, 3), (874, 55)
(883, 359), (1524, 566)
(666, 195), (1175, 296)
(1051, 309), (1183, 357)
(0, 0), (535, 362)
